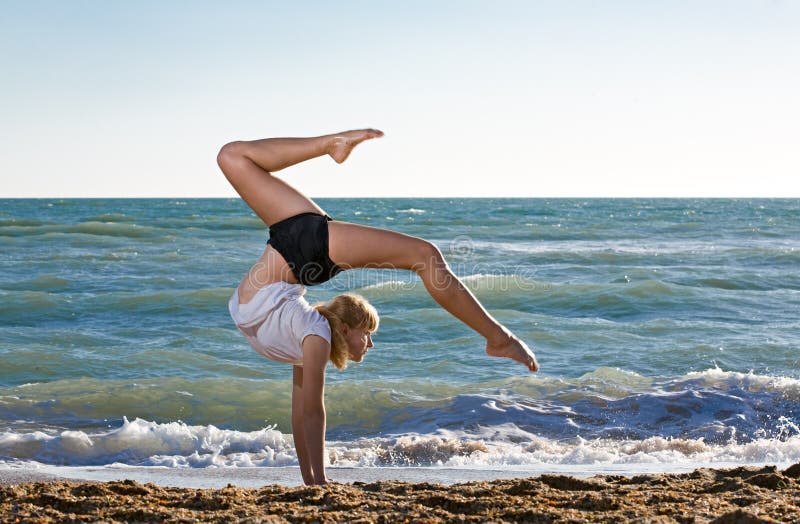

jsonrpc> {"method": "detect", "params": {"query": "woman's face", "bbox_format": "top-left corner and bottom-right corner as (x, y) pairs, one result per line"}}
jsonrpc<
(344, 324), (374, 363)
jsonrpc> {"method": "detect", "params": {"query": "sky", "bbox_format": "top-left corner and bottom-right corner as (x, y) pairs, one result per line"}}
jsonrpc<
(1, 1), (798, 198)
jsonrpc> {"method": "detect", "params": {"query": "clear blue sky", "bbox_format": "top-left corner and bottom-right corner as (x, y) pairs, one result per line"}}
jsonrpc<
(1, 1), (798, 197)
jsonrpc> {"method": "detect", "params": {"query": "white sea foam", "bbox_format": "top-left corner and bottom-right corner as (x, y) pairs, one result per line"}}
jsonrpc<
(683, 366), (800, 395)
(360, 280), (415, 290)
(1, 416), (799, 471)
(470, 238), (796, 257)
(358, 273), (547, 294)
(0, 417), (295, 467)
(1, 368), (798, 470)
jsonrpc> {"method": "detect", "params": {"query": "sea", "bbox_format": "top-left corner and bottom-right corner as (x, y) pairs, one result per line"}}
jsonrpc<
(1, 198), (799, 485)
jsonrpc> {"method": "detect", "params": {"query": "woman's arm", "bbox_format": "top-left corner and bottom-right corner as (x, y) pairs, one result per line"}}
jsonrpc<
(301, 335), (331, 484)
(291, 366), (315, 485)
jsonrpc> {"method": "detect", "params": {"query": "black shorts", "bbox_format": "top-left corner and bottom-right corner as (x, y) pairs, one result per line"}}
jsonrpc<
(267, 212), (342, 286)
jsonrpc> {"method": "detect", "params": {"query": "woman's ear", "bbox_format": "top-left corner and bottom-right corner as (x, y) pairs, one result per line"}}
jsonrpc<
(341, 323), (350, 336)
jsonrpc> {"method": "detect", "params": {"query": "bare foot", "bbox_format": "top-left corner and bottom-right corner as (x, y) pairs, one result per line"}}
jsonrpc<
(486, 332), (540, 372)
(327, 129), (384, 164)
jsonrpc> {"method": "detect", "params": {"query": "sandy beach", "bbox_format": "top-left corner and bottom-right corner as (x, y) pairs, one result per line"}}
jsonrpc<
(0, 463), (797, 523)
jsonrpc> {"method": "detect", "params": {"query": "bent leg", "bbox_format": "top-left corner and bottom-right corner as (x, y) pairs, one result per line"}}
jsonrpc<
(217, 137), (329, 227)
(216, 129), (383, 226)
(328, 221), (540, 372)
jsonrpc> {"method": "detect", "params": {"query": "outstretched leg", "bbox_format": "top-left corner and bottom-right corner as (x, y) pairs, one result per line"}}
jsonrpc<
(328, 222), (540, 372)
(217, 129), (383, 226)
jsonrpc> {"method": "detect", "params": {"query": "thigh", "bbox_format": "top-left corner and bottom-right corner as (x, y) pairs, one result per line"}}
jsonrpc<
(218, 147), (326, 227)
(328, 221), (433, 271)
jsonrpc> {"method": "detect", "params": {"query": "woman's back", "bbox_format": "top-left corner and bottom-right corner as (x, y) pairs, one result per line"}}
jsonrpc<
(229, 281), (331, 366)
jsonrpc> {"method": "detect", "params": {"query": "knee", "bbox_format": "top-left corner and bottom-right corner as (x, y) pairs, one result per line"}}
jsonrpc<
(412, 240), (458, 290)
(411, 240), (448, 273)
(216, 140), (247, 170)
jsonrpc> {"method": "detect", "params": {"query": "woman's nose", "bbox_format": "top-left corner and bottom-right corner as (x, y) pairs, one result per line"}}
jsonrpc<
(367, 335), (374, 348)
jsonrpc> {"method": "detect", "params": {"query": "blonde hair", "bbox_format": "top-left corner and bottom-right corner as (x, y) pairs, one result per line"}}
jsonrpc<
(314, 294), (379, 370)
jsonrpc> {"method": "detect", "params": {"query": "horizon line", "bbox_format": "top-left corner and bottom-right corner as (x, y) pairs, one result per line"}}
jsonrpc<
(1, 196), (797, 200)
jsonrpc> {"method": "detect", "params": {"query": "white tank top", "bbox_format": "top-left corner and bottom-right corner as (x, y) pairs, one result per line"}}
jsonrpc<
(228, 281), (331, 366)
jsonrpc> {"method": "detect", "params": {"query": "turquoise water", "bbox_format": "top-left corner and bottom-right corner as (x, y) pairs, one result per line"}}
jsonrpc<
(1, 198), (799, 469)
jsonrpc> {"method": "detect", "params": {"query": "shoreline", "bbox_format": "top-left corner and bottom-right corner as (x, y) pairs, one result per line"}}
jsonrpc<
(4, 460), (797, 488)
(1, 466), (568, 489)
(1, 463), (798, 522)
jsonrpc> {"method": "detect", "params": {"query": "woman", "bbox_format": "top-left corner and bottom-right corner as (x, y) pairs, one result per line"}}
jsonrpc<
(218, 129), (539, 485)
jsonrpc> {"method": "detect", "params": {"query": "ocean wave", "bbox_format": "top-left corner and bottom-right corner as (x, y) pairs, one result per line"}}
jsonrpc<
(0, 219), (52, 227)
(354, 274), (551, 300)
(470, 239), (800, 265)
(0, 221), (168, 238)
(107, 288), (233, 313)
(0, 417), (294, 467)
(1, 417), (799, 469)
(82, 213), (132, 223)
(351, 273), (791, 320)
(354, 275), (724, 322)
(1, 369), (798, 455)
(337, 430), (800, 468)
(0, 287), (233, 321)
(0, 216), (259, 239)
(0, 275), (71, 292)
(0, 290), (73, 322)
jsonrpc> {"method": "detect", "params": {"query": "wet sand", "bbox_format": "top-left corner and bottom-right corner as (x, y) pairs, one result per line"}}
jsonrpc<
(1, 463), (798, 523)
